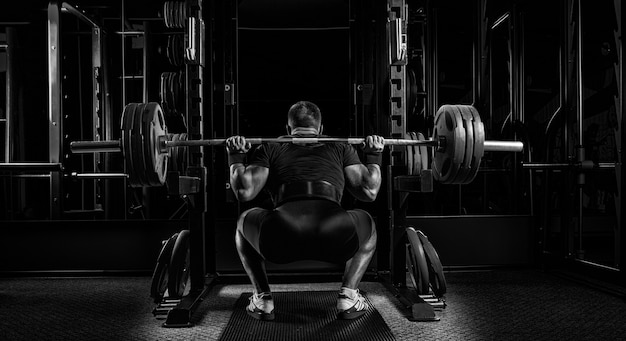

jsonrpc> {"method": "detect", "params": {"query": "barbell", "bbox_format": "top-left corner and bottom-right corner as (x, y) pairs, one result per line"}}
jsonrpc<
(69, 102), (524, 187)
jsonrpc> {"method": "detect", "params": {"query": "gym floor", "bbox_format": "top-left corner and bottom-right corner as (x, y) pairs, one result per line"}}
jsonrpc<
(1, 269), (625, 341)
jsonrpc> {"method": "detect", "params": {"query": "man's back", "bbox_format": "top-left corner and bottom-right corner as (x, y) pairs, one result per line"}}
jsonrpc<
(250, 138), (361, 198)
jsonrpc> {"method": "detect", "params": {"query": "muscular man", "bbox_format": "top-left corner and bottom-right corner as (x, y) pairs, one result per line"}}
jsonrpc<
(226, 101), (384, 321)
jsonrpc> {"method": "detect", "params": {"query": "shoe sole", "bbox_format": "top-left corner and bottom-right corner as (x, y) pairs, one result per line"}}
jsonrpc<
(247, 309), (275, 321)
(337, 309), (366, 320)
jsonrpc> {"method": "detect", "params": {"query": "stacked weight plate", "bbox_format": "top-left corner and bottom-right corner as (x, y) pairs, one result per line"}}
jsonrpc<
(120, 103), (169, 187)
(167, 133), (187, 173)
(160, 71), (187, 133)
(432, 104), (485, 184)
(166, 34), (185, 67)
(406, 227), (447, 298)
(163, 1), (188, 29)
(150, 229), (191, 303)
(405, 131), (431, 175)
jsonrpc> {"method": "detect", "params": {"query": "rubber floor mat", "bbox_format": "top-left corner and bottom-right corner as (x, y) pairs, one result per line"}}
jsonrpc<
(218, 291), (396, 341)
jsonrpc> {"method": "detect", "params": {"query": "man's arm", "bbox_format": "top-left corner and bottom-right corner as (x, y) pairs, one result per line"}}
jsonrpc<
(229, 164), (269, 202)
(345, 135), (384, 202)
(226, 136), (269, 202)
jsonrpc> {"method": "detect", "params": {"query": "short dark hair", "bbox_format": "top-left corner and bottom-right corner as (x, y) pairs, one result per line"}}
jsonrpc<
(287, 101), (321, 129)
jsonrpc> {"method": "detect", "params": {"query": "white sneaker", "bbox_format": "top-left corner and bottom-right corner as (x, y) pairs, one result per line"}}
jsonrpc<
(336, 287), (367, 320)
(246, 292), (275, 321)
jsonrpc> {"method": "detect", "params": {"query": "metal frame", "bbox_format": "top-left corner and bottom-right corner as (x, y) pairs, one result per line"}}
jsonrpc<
(615, 0), (624, 279)
(161, 0), (212, 328)
(382, 0), (445, 322)
(1, 28), (15, 163)
(48, 2), (63, 219)
(46, 1), (107, 218)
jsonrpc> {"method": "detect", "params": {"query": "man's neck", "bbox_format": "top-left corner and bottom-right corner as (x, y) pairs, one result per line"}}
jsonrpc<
(290, 127), (319, 136)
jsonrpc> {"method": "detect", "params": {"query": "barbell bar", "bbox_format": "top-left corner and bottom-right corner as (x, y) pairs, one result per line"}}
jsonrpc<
(70, 137), (522, 153)
(71, 136), (438, 152)
(69, 102), (524, 187)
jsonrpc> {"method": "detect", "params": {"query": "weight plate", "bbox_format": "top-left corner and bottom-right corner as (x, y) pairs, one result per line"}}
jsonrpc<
(432, 105), (466, 183)
(407, 68), (418, 115)
(173, 1), (179, 28)
(132, 103), (149, 187)
(416, 132), (429, 171)
(153, 103), (169, 185)
(168, 229), (191, 298)
(169, 1), (175, 29)
(179, 1), (184, 28)
(410, 132), (422, 172)
(466, 106), (485, 184)
(415, 230), (447, 297)
(121, 103), (138, 187)
(451, 105), (475, 184)
(174, 1), (180, 28)
(177, 35), (183, 67)
(406, 227), (430, 295)
(172, 72), (179, 110)
(150, 232), (179, 302)
(163, 2), (168, 28)
(167, 1), (174, 28)
(405, 132), (414, 175)
(166, 35), (173, 67)
(168, 73), (175, 113)
(142, 103), (168, 186)
(160, 73), (166, 107)
(178, 71), (185, 111)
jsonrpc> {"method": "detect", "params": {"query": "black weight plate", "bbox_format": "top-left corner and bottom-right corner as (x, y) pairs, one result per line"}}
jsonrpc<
(433, 105), (466, 183)
(142, 103), (160, 186)
(132, 103), (149, 186)
(165, 1), (171, 28)
(171, 72), (178, 113)
(406, 227), (430, 295)
(168, 229), (191, 298)
(451, 105), (474, 184)
(178, 1), (184, 28)
(168, 73), (175, 113)
(121, 103), (138, 186)
(466, 106), (485, 184)
(407, 68), (418, 115)
(150, 232), (179, 302)
(415, 230), (447, 297)
(160, 72), (167, 107)
(141, 103), (157, 186)
(147, 103), (168, 185)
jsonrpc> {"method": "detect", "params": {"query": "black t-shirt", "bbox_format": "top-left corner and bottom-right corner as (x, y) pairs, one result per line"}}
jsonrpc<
(249, 136), (362, 200)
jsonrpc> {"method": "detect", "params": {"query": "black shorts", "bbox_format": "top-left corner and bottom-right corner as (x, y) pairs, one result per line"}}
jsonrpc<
(238, 199), (375, 264)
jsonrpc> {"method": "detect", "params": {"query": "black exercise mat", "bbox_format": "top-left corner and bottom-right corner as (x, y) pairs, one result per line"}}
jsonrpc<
(218, 291), (396, 341)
